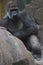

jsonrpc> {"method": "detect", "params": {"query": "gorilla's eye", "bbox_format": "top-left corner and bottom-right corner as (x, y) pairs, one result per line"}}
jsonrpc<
(10, 8), (18, 12)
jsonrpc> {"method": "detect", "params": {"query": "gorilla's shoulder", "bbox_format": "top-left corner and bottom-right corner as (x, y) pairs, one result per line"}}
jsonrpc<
(18, 10), (28, 21)
(0, 16), (9, 26)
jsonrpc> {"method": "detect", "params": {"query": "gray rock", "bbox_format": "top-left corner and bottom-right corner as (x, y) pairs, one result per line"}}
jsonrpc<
(31, 0), (43, 7)
(25, 4), (39, 16)
(34, 8), (43, 24)
(25, 0), (43, 25)
(0, 27), (36, 65)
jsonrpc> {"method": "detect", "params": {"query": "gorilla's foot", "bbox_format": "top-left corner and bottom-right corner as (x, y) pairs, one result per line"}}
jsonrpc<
(29, 35), (42, 60)
(33, 49), (41, 61)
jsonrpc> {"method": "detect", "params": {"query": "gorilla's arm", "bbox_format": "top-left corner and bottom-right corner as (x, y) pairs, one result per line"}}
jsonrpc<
(13, 30), (28, 40)
(19, 12), (38, 36)
(13, 26), (38, 40)
(13, 11), (38, 40)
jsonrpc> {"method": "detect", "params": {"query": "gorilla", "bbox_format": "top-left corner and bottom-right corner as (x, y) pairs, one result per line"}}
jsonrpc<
(0, 1), (41, 59)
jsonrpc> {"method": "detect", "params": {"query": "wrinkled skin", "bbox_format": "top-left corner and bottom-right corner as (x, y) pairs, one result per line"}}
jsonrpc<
(0, 10), (41, 59)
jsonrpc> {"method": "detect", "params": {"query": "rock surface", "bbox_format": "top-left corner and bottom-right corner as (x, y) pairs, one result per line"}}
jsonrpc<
(25, 0), (43, 25)
(0, 27), (36, 65)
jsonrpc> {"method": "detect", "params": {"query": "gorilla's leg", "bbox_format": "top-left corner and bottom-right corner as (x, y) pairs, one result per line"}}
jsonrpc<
(27, 35), (41, 60)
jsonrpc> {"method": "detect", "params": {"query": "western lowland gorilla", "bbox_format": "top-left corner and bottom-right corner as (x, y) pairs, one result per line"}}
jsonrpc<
(0, 1), (41, 59)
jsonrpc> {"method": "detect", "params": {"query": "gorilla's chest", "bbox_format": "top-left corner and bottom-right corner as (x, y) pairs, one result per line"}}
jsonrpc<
(7, 20), (24, 33)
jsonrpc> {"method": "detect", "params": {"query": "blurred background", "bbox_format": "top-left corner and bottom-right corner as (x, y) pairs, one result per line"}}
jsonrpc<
(0, 0), (43, 25)
(0, 0), (31, 19)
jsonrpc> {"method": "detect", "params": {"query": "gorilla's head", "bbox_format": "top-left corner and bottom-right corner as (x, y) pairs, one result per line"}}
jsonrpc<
(6, 1), (19, 21)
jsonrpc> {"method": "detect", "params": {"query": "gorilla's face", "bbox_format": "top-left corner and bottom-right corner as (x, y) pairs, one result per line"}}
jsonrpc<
(9, 8), (19, 20)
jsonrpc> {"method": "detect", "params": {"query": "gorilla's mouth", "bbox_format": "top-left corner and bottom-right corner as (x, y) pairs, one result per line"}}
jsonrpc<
(10, 8), (18, 12)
